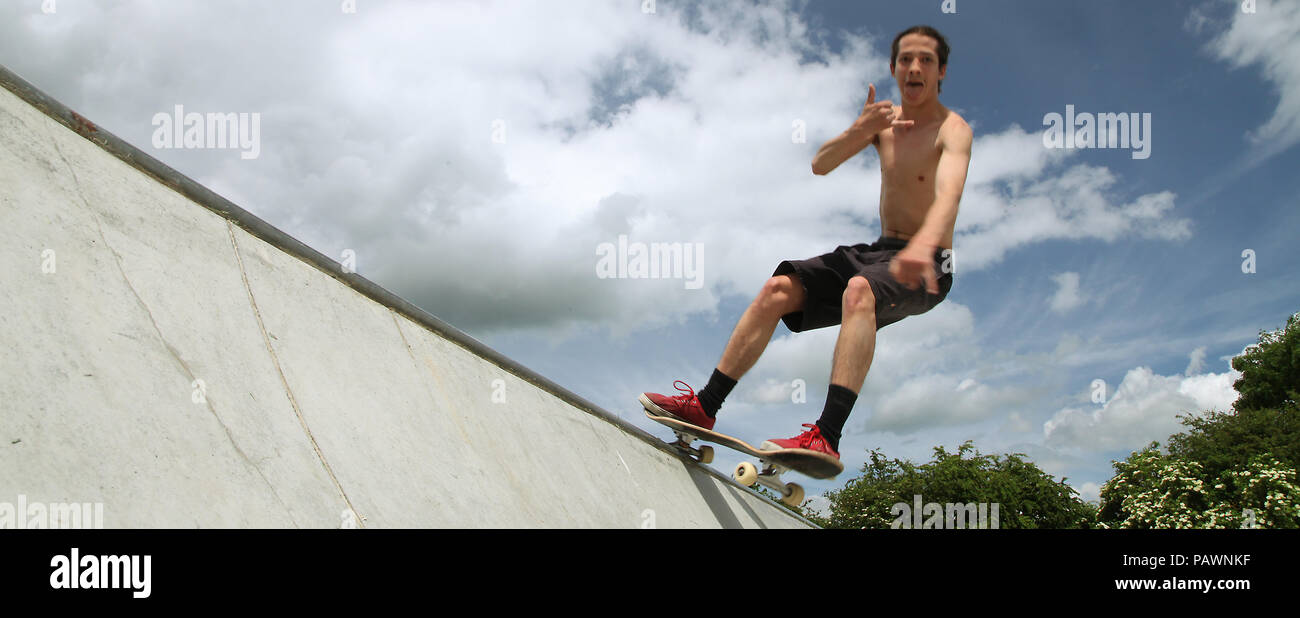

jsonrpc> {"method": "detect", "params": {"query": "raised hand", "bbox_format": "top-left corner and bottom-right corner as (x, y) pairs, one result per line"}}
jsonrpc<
(851, 84), (915, 136)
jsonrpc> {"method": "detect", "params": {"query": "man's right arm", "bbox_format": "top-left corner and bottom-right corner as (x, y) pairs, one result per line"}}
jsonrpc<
(811, 129), (876, 176)
(811, 84), (910, 176)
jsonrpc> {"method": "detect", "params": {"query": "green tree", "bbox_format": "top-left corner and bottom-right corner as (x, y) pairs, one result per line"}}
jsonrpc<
(813, 441), (1095, 529)
(1168, 402), (1300, 482)
(1230, 312), (1299, 411)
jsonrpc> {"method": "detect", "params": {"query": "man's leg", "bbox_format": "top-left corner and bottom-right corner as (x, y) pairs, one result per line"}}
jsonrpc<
(717, 275), (806, 378)
(697, 275), (806, 415)
(815, 276), (877, 451)
(829, 276), (878, 392)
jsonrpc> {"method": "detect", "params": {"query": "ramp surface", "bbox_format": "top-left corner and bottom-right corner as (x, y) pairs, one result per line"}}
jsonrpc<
(0, 65), (811, 529)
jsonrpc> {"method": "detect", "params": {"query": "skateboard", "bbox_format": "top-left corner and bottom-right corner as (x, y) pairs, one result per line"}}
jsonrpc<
(639, 394), (844, 507)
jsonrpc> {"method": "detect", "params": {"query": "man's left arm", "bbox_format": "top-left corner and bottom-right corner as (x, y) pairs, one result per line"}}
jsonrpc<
(890, 122), (973, 293)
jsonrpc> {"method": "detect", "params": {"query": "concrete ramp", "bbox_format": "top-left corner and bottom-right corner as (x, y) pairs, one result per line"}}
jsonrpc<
(0, 65), (810, 529)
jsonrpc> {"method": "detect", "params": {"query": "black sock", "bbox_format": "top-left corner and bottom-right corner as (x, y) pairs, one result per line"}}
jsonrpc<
(815, 384), (857, 452)
(696, 369), (737, 417)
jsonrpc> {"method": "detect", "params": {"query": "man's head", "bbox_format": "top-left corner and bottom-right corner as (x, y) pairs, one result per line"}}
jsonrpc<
(890, 25), (949, 101)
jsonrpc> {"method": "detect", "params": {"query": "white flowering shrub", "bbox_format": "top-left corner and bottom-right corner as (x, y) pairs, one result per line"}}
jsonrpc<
(1098, 443), (1299, 529)
(1204, 455), (1300, 528)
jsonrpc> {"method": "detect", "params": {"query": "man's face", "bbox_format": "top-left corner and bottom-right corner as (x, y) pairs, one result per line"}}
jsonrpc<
(892, 33), (945, 104)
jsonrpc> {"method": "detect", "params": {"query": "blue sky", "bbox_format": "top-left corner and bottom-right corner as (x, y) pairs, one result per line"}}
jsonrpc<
(3, 0), (1297, 513)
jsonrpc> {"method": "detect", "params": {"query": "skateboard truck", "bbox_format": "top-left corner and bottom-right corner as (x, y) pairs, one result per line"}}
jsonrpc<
(671, 431), (802, 507)
(668, 429), (715, 464)
(733, 459), (804, 507)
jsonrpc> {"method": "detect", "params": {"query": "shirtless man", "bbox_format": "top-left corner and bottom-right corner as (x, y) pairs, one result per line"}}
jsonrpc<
(641, 25), (973, 462)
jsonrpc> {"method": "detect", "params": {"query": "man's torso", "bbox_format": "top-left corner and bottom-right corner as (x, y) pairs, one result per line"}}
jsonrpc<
(873, 106), (963, 249)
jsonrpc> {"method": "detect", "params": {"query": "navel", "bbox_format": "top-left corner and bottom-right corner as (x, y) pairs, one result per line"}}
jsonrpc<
(918, 175), (925, 182)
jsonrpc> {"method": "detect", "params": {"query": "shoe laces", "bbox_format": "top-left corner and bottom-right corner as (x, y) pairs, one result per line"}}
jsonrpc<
(669, 380), (698, 407)
(794, 423), (823, 448)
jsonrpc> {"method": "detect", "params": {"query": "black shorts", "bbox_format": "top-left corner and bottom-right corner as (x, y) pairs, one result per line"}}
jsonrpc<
(773, 236), (953, 333)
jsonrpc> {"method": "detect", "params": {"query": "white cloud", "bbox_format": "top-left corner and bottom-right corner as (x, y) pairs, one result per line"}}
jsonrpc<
(0, 0), (1198, 337)
(1074, 481), (1102, 505)
(1185, 346), (1208, 375)
(1179, 370), (1240, 411)
(1195, 0), (1300, 161)
(955, 156), (1192, 272)
(867, 373), (1038, 433)
(1001, 412), (1034, 434)
(747, 377), (803, 405)
(1049, 272), (1085, 314)
(1043, 365), (1241, 452)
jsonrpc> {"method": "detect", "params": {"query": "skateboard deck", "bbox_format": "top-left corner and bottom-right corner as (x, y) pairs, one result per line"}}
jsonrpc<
(639, 394), (844, 484)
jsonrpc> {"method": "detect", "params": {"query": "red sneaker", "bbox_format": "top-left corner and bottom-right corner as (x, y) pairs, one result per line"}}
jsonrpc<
(639, 380), (715, 431)
(762, 424), (840, 459)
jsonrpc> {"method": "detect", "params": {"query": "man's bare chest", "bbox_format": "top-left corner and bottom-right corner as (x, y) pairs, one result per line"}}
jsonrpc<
(878, 128), (942, 186)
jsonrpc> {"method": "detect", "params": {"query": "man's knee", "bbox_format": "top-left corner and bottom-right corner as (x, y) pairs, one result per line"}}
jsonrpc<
(842, 276), (876, 318)
(756, 274), (803, 316)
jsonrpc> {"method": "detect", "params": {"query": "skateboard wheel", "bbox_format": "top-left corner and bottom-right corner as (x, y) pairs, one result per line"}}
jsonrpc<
(733, 461), (758, 486)
(781, 483), (804, 507)
(698, 445), (714, 465)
